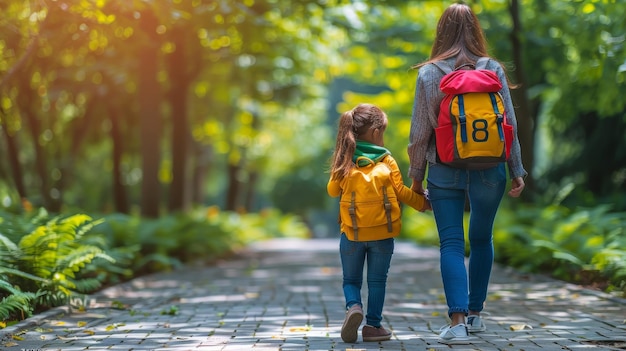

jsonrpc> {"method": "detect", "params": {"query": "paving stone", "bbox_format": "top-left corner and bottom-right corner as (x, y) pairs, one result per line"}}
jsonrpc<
(1, 238), (625, 350)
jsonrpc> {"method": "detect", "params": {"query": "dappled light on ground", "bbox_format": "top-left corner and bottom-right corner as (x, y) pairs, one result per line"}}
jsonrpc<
(1, 238), (625, 350)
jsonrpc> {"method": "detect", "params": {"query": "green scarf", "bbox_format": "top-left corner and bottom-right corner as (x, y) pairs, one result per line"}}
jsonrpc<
(353, 140), (391, 167)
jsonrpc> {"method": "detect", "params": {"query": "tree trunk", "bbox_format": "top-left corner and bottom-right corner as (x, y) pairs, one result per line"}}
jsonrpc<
(190, 141), (212, 205)
(243, 112), (261, 212)
(225, 162), (242, 211)
(167, 27), (191, 213)
(244, 171), (258, 212)
(108, 103), (130, 214)
(19, 91), (55, 210)
(0, 118), (27, 201)
(509, 0), (535, 197)
(138, 10), (162, 218)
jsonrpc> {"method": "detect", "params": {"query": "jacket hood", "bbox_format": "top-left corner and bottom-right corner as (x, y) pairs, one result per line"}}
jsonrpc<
(353, 140), (391, 167)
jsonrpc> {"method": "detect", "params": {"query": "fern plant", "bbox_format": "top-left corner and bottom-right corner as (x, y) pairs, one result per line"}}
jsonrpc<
(11, 213), (115, 310)
(0, 231), (47, 321)
(0, 280), (40, 321)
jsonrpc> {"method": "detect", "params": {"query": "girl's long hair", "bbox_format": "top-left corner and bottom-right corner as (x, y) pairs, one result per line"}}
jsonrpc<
(328, 104), (386, 181)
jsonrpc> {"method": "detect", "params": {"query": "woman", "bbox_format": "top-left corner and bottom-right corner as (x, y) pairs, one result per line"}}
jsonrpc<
(407, 3), (527, 345)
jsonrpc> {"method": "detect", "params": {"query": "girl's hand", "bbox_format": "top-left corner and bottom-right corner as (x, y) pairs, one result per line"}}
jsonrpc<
(412, 180), (432, 212)
(421, 198), (432, 212)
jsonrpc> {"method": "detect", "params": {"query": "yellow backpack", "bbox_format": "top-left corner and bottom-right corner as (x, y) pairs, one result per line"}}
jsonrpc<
(339, 157), (401, 241)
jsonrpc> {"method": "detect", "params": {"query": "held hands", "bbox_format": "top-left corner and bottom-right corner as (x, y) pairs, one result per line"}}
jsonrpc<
(508, 176), (525, 198)
(411, 180), (432, 212)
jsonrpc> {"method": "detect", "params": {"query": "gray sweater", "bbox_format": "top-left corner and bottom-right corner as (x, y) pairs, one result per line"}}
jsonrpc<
(407, 57), (528, 181)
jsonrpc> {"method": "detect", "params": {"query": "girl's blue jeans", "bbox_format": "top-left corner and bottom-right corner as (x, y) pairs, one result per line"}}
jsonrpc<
(340, 233), (394, 327)
(427, 162), (506, 317)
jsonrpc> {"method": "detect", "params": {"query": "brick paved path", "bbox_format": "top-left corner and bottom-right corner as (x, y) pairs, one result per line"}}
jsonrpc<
(1, 238), (625, 350)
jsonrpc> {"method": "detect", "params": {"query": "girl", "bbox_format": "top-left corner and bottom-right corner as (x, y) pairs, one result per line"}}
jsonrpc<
(328, 103), (429, 343)
(407, 3), (527, 345)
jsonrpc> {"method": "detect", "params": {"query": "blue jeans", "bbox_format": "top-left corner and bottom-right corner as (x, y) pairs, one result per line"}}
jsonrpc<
(340, 233), (394, 327)
(427, 163), (506, 317)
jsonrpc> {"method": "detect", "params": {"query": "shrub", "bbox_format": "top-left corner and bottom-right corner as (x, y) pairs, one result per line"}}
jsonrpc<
(0, 210), (116, 320)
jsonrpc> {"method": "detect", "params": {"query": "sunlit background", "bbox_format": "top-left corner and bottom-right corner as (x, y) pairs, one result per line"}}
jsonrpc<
(1, 0), (625, 325)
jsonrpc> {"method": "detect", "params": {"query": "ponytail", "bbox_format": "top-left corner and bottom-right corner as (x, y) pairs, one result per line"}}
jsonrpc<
(329, 110), (357, 180)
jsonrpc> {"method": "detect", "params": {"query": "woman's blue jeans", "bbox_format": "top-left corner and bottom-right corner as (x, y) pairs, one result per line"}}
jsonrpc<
(340, 233), (394, 327)
(427, 162), (506, 317)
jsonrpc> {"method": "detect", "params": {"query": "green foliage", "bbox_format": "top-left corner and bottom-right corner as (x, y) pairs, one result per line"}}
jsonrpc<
(0, 206), (310, 323)
(0, 209), (118, 321)
(494, 203), (626, 295)
(94, 206), (310, 274)
(16, 214), (114, 298)
(401, 210), (440, 247)
(0, 280), (39, 321)
(402, 201), (626, 296)
(160, 305), (179, 316)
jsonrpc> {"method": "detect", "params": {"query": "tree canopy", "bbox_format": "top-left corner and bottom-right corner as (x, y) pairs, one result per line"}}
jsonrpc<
(1, 0), (624, 217)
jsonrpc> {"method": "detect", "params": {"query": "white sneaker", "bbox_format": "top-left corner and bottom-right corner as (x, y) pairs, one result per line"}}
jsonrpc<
(467, 315), (487, 333)
(438, 324), (470, 344)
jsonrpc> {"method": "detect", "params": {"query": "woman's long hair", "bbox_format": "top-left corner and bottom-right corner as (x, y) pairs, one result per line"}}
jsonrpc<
(413, 3), (488, 69)
(328, 104), (386, 181)
(412, 3), (515, 86)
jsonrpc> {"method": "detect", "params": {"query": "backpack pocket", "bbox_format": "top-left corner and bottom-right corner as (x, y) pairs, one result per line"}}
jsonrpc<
(435, 124), (456, 163)
(339, 196), (400, 230)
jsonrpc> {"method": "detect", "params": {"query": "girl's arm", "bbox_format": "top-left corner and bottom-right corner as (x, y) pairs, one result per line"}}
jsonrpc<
(327, 176), (342, 198)
(385, 156), (429, 212)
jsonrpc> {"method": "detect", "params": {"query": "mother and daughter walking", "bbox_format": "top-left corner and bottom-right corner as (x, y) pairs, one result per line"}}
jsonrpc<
(327, 3), (526, 345)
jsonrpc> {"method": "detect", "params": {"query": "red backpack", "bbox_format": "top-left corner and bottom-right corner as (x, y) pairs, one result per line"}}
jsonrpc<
(433, 58), (513, 168)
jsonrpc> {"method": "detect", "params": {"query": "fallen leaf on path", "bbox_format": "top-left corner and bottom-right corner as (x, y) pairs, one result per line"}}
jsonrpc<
(510, 324), (533, 331)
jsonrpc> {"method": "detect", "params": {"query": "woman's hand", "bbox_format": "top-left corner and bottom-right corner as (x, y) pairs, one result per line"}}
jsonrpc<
(411, 180), (426, 195)
(508, 177), (525, 198)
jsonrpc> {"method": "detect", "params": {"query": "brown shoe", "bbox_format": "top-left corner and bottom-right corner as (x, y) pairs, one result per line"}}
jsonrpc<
(362, 324), (391, 342)
(341, 305), (363, 343)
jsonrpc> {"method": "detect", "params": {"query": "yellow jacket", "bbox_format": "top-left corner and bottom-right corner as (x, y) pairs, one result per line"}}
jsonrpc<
(327, 155), (427, 241)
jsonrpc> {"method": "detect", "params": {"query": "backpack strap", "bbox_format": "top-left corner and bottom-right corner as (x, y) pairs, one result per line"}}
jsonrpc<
(489, 92), (505, 141)
(475, 57), (490, 70)
(434, 57), (491, 73)
(457, 95), (468, 143)
(349, 191), (358, 240)
(382, 186), (393, 233)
